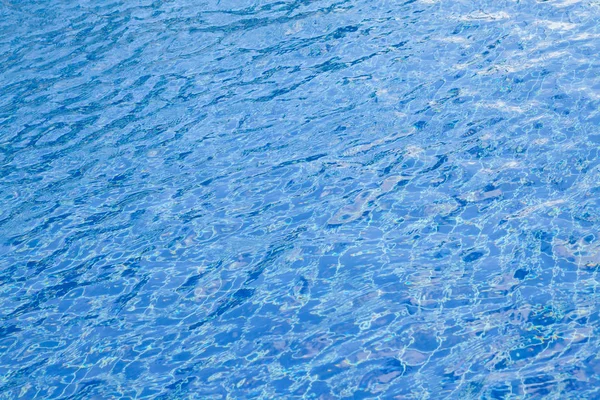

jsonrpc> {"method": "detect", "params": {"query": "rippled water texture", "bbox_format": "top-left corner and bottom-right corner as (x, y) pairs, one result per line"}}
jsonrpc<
(2, 0), (600, 398)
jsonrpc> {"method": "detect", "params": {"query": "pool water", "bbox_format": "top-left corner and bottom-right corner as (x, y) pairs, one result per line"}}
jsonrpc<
(1, 0), (600, 398)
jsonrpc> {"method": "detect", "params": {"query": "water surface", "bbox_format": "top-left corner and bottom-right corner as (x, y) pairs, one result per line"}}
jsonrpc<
(1, 0), (600, 398)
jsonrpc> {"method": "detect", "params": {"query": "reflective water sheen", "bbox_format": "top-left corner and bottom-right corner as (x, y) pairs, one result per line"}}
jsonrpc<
(2, 0), (600, 398)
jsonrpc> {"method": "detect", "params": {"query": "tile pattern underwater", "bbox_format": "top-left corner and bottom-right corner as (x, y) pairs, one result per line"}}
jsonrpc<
(2, 0), (600, 398)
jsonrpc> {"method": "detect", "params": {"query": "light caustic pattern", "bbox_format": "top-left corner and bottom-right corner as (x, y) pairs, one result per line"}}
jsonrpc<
(1, 0), (600, 398)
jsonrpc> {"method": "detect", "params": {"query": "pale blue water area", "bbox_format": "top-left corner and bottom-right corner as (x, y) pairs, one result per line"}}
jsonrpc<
(1, 0), (600, 398)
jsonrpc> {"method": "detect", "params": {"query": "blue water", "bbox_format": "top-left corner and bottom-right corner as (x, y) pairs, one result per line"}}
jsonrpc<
(1, 0), (600, 398)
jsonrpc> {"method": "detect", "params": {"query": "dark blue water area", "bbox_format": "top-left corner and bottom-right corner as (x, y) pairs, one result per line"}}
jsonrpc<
(1, 0), (600, 398)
